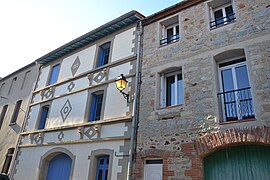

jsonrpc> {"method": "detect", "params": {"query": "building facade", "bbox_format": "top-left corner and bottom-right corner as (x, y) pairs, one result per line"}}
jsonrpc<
(134, 0), (270, 179)
(0, 63), (38, 176)
(11, 11), (144, 180)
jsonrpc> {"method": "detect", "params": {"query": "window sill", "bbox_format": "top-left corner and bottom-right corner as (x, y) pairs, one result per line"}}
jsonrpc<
(219, 118), (256, 125)
(159, 39), (179, 48)
(210, 20), (236, 30)
(158, 103), (184, 110)
(9, 122), (16, 126)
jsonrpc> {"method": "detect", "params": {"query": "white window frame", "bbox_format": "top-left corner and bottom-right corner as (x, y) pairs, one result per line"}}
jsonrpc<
(160, 70), (184, 108)
(218, 59), (253, 121)
(144, 159), (163, 180)
(161, 24), (179, 43)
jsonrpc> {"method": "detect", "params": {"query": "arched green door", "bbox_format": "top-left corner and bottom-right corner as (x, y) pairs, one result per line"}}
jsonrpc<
(204, 145), (270, 180)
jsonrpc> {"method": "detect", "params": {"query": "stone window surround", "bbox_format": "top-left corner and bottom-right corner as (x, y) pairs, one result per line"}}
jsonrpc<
(93, 36), (115, 69)
(213, 48), (255, 123)
(88, 149), (114, 180)
(36, 147), (76, 180)
(84, 84), (108, 123)
(206, 0), (237, 30)
(158, 14), (181, 47)
(46, 61), (62, 86)
(155, 65), (184, 110)
(35, 101), (52, 130)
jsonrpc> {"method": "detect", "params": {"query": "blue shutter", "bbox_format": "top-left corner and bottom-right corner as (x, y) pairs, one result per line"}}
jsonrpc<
(48, 64), (60, 85)
(46, 153), (72, 180)
(89, 94), (97, 121)
(38, 106), (49, 129)
(97, 47), (104, 67)
(96, 156), (109, 180)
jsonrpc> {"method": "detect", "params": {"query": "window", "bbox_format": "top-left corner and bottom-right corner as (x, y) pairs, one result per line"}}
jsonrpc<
(0, 105), (8, 129)
(144, 159), (163, 180)
(160, 69), (184, 107)
(96, 42), (111, 67)
(218, 58), (254, 122)
(38, 106), (49, 129)
(10, 100), (22, 124)
(1, 148), (15, 174)
(160, 16), (179, 45)
(96, 156), (109, 180)
(8, 77), (17, 95)
(21, 70), (31, 89)
(48, 64), (60, 85)
(209, 0), (236, 28)
(89, 92), (103, 121)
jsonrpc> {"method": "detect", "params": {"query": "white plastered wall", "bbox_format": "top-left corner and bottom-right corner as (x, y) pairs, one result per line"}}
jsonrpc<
(58, 45), (96, 82)
(14, 141), (125, 180)
(111, 27), (136, 62)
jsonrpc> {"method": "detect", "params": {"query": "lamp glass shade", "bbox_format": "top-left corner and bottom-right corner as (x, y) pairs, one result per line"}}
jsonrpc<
(115, 74), (128, 91)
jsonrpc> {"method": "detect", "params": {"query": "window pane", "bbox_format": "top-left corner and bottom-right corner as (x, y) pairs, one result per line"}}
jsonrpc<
(225, 5), (235, 21)
(89, 93), (103, 121)
(214, 9), (224, 25)
(166, 75), (175, 106)
(11, 100), (22, 124)
(0, 105), (8, 129)
(221, 69), (234, 92)
(167, 27), (174, 43)
(48, 64), (60, 85)
(177, 74), (184, 104)
(97, 42), (110, 67)
(235, 65), (249, 89)
(38, 106), (49, 129)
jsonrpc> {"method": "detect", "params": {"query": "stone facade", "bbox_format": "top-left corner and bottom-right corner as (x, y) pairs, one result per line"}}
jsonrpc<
(134, 0), (270, 179)
(0, 63), (38, 175)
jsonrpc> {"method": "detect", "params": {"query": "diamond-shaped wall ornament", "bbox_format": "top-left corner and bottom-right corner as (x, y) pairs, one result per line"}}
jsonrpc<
(60, 99), (72, 122)
(71, 56), (81, 76)
(93, 71), (105, 83)
(67, 81), (75, 92)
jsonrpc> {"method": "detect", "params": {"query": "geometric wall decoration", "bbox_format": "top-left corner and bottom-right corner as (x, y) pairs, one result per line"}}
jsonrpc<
(60, 99), (72, 122)
(67, 81), (75, 92)
(71, 56), (81, 77)
(83, 127), (97, 139)
(58, 131), (65, 141)
(93, 71), (106, 83)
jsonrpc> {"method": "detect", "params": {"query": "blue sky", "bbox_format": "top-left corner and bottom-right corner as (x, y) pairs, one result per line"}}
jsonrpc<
(0, 0), (181, 77)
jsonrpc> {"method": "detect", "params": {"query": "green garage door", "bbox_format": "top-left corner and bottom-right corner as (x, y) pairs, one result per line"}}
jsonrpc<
(204, 145), (270, 180)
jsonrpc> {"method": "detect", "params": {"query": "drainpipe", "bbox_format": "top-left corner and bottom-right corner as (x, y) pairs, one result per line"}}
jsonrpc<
(128, 20), (142, 180)
(10, 61), (42, 179)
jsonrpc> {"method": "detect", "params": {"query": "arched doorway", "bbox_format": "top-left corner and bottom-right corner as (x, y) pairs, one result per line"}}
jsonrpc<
(204, 145), (270, 180)
(46, 153), (72, 180)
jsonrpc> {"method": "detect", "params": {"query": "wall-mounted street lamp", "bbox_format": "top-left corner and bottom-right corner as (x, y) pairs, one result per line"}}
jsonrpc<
(115, 74), (130, 103)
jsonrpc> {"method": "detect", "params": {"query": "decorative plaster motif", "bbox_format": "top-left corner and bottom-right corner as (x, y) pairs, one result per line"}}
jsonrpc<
(67, 81), (75, 92)
(60, 99), (72, 122)
(93, 71), (106, 83)
(71, 56), (81, 76)
(58, 131), (65, 141)
(44, 89), (53, 99)
(83, 127), (97, 139)
(30, 133), (44, 144)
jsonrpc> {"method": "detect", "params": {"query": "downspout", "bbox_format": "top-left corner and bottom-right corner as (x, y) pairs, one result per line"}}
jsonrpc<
(10, 61), (42, 179)
(128, 20), (142, 180)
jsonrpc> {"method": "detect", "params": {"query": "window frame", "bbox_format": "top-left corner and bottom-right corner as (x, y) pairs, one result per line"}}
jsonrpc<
(10, 100), (22, 124)
(209, 0), (236, 29)
(159, 15), (180, 46)
(1, 148), (15, 174)
(144, 159), (163, 180)
(88, 91), (104, 122)
(37, 105), (50, 130)
(96, 42), (111, 68)
(160, 69), (184, 108)
(0, 105), (8, 129)
(95, 155), (109, 180)
(47, 63), (60, 86)
(217, 58), (255, 122)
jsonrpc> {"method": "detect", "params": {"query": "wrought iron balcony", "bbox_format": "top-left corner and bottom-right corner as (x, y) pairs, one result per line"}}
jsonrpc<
(160, 34), (179, 45)
(210, 13), (236, 28)
(217, 87), (255, 122)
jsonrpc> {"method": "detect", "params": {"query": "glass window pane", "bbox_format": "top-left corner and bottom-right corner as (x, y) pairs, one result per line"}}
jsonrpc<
(166, 75), (175, 106)
(221, 69), (234, 92)
(177, 74), (184, 104)
(38, 106), (49, 129)
(214, 9), (224, 25)
(235, 65), (250, 89)
(48, 64), (60, 85)
(225, 5), (235, 21)
(167, 27), (173, 43)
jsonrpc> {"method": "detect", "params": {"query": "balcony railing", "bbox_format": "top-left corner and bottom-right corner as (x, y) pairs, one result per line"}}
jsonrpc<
(210, 13), (236, 28)
(160, 34), (179, 45)
(217, 87), (255, 122)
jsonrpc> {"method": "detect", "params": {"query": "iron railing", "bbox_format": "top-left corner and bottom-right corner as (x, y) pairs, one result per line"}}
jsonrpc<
(160, 34), (179, 45)
(217, 87), (255, 122)
(210, 13), (236, 28)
